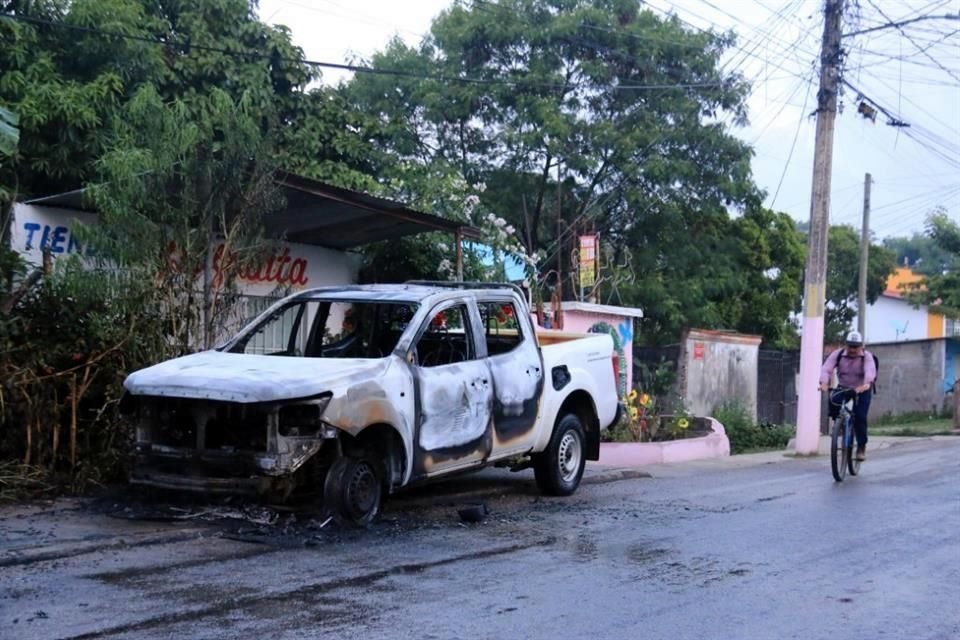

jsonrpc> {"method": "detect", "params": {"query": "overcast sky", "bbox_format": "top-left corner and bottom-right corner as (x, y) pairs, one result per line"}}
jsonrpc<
(257, 0), (960, 243)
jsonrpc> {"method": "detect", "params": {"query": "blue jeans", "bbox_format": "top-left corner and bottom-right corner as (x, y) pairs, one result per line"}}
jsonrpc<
(852, 389), (872, 448)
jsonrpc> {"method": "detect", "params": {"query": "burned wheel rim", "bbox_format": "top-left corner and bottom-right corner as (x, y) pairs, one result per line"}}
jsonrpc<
(557, 430), (582, 483)
(342, 459), (381, 524)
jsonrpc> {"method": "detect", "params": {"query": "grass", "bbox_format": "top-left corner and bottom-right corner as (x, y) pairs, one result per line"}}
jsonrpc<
(870, 418), (957, 437)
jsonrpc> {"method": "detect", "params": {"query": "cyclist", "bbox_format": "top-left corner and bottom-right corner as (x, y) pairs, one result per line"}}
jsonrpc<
(818, 330), (876, 461)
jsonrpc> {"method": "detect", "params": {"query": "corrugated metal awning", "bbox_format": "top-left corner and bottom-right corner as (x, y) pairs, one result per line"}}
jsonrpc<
(24, 171), (481, 250)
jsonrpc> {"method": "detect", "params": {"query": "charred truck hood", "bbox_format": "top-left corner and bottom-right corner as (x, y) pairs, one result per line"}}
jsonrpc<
(124, 351), (388, 403)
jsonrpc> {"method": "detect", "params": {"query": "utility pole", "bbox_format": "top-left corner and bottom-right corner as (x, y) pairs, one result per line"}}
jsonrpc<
(857, 173), (871, 335)
(794, 0), (845, 455)
(556, 162), (562, 300)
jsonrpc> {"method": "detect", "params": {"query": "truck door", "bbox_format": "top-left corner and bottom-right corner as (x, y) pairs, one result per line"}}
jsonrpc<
(478, 296), (545, 458)
(409, 300), (493, 477)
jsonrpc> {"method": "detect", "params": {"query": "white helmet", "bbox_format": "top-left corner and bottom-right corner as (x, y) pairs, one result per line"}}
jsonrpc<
(845, 330), (863, 346)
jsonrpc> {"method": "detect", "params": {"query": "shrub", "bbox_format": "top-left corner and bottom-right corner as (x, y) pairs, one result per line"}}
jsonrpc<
(713, 401), (794, 454)
(0, 257), (167, 495)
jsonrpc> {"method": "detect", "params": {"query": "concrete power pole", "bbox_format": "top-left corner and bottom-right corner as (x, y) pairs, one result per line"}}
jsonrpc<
(794, 0), (845, 455)
(857, 173), (872, 335)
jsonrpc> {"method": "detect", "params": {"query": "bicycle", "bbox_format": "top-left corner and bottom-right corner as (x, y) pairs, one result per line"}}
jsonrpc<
(828, 386), (862, 482)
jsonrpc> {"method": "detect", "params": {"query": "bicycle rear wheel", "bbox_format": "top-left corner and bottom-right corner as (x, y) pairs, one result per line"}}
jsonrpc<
(847, 417), (862, 476)
(830, 416), (847, 482)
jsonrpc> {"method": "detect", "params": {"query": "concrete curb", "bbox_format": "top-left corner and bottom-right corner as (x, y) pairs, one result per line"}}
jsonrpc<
(390, 467), (653, 510)
(582, 468), (653, 484)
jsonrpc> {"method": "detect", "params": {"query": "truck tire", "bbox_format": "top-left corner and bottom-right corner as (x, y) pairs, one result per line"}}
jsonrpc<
(323, 455), (384, 526)
(534, 413), (586, 496)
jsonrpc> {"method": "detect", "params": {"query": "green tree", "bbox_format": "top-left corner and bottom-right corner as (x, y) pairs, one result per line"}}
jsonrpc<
(1, 0), (161, 195)
(344, 0), (776, 343)
(1, 103), (25, 312)
(883, 217), (953, 275)
(86, 85), (284, 352)
(0, 94), (160, 486)
(724, 207), (806, 347)
(824, 224), (897, 342)
(604, 204), (805, 346)
(1, 0), (379, 197)
(904, 212), (960, 317)
(0, 104), (18, 157)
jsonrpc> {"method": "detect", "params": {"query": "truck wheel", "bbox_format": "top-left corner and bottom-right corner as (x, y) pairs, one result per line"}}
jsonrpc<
(534, 413), (586, 496)
(323, 456), (384, 526)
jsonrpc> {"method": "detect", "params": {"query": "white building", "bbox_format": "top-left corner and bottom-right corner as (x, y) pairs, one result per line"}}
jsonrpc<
(853, 267), (948, 344)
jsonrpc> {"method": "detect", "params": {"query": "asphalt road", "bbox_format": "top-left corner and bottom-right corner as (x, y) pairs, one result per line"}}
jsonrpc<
(2, 436), (958, 640)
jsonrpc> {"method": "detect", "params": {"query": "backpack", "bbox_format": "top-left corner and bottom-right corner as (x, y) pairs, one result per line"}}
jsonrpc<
(838, 349), (879, 394)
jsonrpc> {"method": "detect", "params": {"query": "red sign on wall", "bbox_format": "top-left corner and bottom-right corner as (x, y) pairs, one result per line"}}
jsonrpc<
(693, 342), (705, 360)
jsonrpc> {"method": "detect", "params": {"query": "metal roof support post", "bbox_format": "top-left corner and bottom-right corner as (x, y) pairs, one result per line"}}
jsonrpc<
(455, 227), (464, 282)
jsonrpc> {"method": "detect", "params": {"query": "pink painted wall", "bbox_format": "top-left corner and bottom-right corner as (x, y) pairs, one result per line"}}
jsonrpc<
(595, 417), (730, 466)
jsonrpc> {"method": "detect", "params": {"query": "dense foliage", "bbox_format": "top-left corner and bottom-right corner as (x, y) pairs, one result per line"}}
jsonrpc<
(342, 0), (807, 345)
(0, 0), (379, 197)
(903, 213), (960, 317)
(87, 85), (284, 352)
(882, 215), (954, 275)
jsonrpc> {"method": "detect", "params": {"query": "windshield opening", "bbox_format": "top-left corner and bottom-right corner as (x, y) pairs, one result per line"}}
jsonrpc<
(228, 300), (418, 358)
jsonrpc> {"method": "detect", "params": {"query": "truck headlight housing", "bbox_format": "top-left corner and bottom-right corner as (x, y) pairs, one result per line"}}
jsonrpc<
(277, 394), (332, 437)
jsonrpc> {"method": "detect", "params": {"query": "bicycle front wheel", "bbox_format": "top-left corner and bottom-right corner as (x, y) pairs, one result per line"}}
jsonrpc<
(830, 417), (847, 482)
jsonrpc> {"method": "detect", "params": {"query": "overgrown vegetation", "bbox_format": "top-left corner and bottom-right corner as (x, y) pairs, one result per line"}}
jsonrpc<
(86, 85), (284, 352)
(712, 401), (794, 454)
(0, 21), (293, 494)
(0, 261), (165, 497)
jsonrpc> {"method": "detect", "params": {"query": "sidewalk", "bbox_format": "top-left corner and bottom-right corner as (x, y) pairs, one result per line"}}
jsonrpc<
(395, 436), (923, 506)
(589, 434), (942, 479)
(785, 434), (922, 457)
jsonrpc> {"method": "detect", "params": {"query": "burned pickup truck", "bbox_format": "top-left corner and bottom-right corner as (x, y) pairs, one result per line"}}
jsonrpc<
(123, 282), (621, 524)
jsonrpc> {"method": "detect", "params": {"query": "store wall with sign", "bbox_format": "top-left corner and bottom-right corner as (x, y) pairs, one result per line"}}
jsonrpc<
(10, 203), (361, 335)
(678, 328), (762, 421)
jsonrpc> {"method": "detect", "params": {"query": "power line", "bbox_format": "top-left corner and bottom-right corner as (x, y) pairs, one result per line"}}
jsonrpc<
(863, 0), (960, 84)
(883, 192), (960, 236)
(844, 10), (960, 38)
(0, 12), (740, 93)
(749, 70), (816, 144)
(768, 69), (814, 209)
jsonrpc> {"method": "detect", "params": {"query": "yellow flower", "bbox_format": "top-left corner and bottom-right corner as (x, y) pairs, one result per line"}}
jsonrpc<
(639, 393), (651, 408)
(628, 389), (638, 401)
(630, 407), (639, 420)
(677, 418), (689, 429)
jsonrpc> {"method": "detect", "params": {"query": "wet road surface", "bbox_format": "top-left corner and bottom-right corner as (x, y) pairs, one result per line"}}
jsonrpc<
(2, 437), (958, 639)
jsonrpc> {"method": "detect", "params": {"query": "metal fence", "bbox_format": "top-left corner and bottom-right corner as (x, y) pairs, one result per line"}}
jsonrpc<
(633, 344), (802, 426)
(757, 349), (799, 426)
